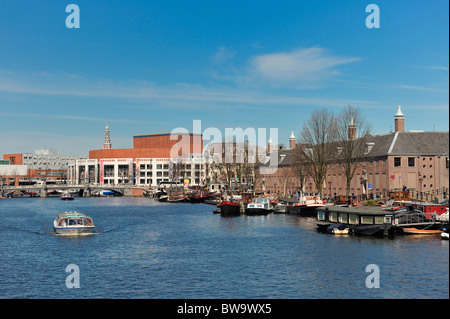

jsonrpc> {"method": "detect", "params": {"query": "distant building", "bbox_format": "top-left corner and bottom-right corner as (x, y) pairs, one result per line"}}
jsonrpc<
(3, 148), (87, 171)
(2, 148), (87, 185)
(0, 164), (27, 187)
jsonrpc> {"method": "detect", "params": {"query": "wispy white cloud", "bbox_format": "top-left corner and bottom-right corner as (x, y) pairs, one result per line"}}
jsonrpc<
(0, 112), (139, 124)
(245, 47), (360, 89)
(428, 66), (449, 71)
(213, 46), (235, 63)
(393, 84), (449, 93)
(0, 68), (377, 109)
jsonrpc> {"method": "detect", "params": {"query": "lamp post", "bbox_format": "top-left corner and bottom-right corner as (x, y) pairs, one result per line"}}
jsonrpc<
(328, 180), (332, 198)
(419, 175), (423, 201)
(360, 169), (367, 200)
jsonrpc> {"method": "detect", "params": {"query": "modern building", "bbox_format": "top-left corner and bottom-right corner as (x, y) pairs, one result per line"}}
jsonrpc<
(69, 124), (206, 187)
(255, 106), (450, 200)
(0, 164), (27, 186)
(2, 148), (87, 185)
(3, 148), (87, 171)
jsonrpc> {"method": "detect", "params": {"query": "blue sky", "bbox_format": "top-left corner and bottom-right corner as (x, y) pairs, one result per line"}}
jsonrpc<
(0, 0), (448, 155)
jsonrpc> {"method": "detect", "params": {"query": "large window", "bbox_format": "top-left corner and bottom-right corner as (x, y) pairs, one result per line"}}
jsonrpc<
(349, 214), (358, 225)
(361, 216), (374, 224)
(104, 165), (114, 177)
(394, 157), (401, 167)
(408, 157), (415, 167)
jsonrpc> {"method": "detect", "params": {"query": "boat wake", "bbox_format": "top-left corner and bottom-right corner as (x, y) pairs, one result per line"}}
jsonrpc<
(5, 225), (45, 236)
(53, 232), (97, 237)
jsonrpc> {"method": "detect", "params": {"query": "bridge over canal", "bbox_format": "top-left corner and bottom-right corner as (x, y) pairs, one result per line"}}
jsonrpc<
(0, 184), (148, 198)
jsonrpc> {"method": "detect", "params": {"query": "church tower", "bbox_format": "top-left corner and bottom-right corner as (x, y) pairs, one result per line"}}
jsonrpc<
(103, 121), (112, 149)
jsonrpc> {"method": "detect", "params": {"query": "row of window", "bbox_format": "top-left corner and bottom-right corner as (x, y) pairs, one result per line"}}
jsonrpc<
(139, 164), (203, 170)
(394, 157), (449, 168)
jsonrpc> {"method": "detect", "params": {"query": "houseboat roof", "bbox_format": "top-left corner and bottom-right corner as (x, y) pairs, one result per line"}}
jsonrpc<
(317, 205), (401, 216)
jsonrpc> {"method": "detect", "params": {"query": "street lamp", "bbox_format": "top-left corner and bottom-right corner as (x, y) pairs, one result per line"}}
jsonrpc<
(418, 174), (423, 200)
(328, 180), (332, 198)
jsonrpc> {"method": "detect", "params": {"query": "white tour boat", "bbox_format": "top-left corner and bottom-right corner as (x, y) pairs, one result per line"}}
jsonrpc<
(53, 212), (95, 235)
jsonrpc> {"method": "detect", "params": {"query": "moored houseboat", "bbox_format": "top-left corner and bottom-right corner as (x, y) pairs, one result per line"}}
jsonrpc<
(314, 204), (446, 237)
(53, 212), (95, 235)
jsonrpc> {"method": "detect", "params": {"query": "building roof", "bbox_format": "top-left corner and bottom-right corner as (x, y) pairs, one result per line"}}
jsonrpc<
(257, 148), (296, 168)
(363, 131), (449, 158)
(258, 131), (449, 169)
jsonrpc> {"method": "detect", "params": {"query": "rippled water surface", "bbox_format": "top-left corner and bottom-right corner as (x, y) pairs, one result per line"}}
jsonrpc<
(0, 197), (448, 299)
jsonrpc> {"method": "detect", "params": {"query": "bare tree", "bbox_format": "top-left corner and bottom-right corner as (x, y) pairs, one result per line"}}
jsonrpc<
(291, 143), (310, 195)
(335, 106), (372, 195)
(299, 109), (337, 198)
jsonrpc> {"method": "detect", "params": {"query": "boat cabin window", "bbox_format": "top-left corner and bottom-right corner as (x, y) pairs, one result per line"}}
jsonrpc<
(330, 212), (338, 222)
(361, 216), (374, 224)
(317, 211), (326, 221)
(339, 213), (348, 223)
(348, 214), (358, 225)
(374, 216), (384, 225)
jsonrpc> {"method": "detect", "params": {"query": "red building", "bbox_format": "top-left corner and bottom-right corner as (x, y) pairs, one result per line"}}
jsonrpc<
(89, 132), (203, 161)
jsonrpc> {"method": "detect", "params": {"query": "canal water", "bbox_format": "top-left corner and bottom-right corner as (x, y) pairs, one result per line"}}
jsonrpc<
(0, 197), (448, 299)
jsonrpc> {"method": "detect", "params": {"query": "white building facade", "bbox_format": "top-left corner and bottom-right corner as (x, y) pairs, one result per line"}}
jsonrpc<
(69, 155), (206, 187)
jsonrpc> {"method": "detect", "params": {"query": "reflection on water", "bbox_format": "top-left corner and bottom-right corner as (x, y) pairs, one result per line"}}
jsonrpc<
(0, 197), (448, 299)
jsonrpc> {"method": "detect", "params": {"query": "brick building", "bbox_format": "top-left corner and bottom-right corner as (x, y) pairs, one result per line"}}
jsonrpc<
(255, 106), (449, 199)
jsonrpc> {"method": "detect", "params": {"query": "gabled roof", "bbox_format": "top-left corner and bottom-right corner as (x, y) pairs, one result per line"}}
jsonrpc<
(257, 131), (449, 168)
(363, 131), (449, 157)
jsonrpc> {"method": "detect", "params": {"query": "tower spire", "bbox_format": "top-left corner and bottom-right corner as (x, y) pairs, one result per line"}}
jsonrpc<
(289, 127), (296, 149)
(103, 121), (112, 149)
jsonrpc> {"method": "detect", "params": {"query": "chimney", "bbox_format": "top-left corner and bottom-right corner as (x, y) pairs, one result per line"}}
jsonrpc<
(289, 131), (296, 149)
(267, 136), (273, 153)
(348, 116), (356, 140)
(394, 105), (405, 133)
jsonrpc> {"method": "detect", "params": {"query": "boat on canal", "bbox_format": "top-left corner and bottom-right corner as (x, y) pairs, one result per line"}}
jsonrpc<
(167, 195), (190, 203)
(245, 197), (273, 215)
(287, 195), (325, 215)
(189, 191), (209, 204)
(217, 200), (241, 216)
(274, 203), (288, 213)
(441, 228), (449, 240)
(402, 228), (443, 235)
(314, 204), (447, 237)
(60, 193), (74, 200)
(53, 212), (95, 235)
